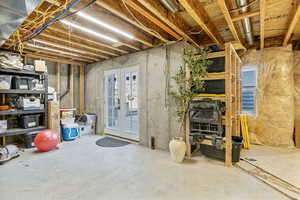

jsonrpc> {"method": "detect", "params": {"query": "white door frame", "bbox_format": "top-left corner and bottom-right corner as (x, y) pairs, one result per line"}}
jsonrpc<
(104, 66), (140, 141)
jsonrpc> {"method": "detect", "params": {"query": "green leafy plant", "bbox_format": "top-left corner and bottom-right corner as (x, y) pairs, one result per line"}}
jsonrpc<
(170, 48), (212, 122)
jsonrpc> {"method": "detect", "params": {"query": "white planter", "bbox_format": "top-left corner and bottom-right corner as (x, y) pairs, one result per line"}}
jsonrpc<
(169, 137), (186, 163)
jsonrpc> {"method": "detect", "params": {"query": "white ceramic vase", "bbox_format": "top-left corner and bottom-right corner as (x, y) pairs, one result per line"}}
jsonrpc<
(169, 137), (186, 163)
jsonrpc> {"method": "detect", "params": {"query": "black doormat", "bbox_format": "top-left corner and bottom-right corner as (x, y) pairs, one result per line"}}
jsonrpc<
(96, 137), (130, 147)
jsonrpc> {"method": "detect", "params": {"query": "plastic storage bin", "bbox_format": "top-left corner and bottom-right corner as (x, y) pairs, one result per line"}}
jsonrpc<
(62, 123), (79, 141)
(200, 136), (243, 163)
(11, 76), (34, 90)
(0, 75), (12, 89)
(0, 120), (7, 133)
(19, 114), (40, 129)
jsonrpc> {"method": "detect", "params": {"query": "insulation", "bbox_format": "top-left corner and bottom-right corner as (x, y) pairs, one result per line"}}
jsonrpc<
(241, 46), (294, 147)
(294, 51), (300, 147)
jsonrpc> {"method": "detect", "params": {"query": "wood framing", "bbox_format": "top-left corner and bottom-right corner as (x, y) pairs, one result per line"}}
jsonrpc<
(260, 0), (266, 49)
(178, 0), (224, 47)
(232, 10), (260, 22)
(40, 33), (118, 57)
(283, 4), (300, 46)
(56, 63), (60, 94)
(95, 0), (170, 43)
(217, 0), (241, 44)
(79, 64), (85, 114)
(186, 43), (241, 166)
(124, 0), (182, 40)
(70, 65), (74, 108)
(24, 53), (84, 65)
(46, 26), (128, 54)
(136, 0), (200, 47)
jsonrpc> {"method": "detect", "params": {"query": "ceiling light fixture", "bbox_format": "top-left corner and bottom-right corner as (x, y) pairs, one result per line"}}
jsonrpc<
(76, 12), (134, 39)
(33, 39), (86, 54)
(60, 20), (118, 43)
(27, 43), (80, 57)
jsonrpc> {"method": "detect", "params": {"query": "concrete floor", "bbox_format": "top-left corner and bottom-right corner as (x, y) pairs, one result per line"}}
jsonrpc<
(0, 136), (289, 200)
(242, 145), (300, 188)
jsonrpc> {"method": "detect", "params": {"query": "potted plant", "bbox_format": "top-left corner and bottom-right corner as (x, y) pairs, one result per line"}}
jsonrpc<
(169, 48), (211, 163)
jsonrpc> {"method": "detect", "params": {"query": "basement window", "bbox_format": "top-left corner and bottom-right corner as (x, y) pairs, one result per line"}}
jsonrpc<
(241, 66), (258, 116)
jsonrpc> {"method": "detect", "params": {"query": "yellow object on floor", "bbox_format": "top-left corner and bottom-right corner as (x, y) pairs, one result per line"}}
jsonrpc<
(241, 116), (251, 149)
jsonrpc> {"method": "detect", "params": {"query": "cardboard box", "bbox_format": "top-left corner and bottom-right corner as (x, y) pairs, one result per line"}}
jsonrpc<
(34, 60), (47, 72)
(48, 101), (60, 135)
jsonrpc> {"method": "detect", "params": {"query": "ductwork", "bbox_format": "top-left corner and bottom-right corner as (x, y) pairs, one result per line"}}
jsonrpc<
(0, 0), (41, 46)
(160, 0), (180, 13)
(237, 0), (254, 46)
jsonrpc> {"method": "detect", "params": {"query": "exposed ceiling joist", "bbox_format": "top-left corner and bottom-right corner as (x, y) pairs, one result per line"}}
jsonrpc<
(23, 46), (95, 63)
(44, 0), (150, 49)
(96, 0), (170, 43)
(135, 0), (200, 47)
(178, 0), (224, 47)
(40, 32), (117, 57)
(232, 10), (260, 22)
(24, 52), (85, 65)
(30, 38), (109, 59)
(124, 0), (182, 40)
(260, 0), (265, 49)
(46, 26), (128, 54)
(283, 4), (300, 46)
(217, 0), (242, 44)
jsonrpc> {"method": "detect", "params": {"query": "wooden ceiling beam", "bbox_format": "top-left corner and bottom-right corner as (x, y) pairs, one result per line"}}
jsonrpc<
(43, 0), (145, 50)
(46, 26), (128, 54)
(217, 0), (241, 44)
(22, 46), (97, 63)
(95, 0), (170, 43)
(21, 19), (128, 54)
(283, 4), (300, 46)
(178, 0), (224, 47)
(35, 33), (113, 58)
(24, 52), (85, 65)
(40, 33), (117, 57)
(29, 38), (108, 60)
(124, 0), (182, 40)
(260, 0), (265, 49)
(232, 10), (260, 22)
(135, 0), (200, 47)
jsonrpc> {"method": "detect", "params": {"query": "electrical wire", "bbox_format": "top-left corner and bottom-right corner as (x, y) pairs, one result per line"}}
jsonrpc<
(24, 0), (82, 41)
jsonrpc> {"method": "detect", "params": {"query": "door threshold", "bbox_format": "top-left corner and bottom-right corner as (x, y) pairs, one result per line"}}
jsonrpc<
(104, 133), (140, 145)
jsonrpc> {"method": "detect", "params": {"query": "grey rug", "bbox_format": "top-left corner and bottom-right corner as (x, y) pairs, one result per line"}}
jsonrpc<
(96, 137), (130, 147)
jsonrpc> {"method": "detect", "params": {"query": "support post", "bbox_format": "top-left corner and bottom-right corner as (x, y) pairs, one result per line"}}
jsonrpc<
(79, 64), (85, 114)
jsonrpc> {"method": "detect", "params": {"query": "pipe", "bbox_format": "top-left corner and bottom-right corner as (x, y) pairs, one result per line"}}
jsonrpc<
(60, 64), (71, 100)
(237, 0), (254, 46)
(160, 0), (180, 13)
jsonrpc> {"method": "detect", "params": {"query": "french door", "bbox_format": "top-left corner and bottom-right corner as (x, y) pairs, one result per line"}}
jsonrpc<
(104, 66), (139, 141)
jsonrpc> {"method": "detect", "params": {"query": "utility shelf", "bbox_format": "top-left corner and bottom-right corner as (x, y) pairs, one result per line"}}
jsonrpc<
(193, 94), (226, 101)
(0, 126), (46, 137)
(0, 109), (45, 116)
(201, 72), (227, 80)
(0, 68), (44, 76)
(0, 89), (45, 94)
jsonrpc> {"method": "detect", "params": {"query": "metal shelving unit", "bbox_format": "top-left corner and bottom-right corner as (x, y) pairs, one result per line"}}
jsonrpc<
(0, 68), (48, 143)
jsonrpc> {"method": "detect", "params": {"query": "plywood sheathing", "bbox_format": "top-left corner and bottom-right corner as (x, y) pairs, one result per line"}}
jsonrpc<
(241, 46), (294, 147)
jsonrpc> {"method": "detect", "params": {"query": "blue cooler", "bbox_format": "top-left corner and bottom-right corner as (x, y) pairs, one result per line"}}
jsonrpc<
(62, 123), (79, 141)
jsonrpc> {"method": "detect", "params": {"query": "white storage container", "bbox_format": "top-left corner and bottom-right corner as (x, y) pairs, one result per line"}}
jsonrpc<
(0, 120), (7, 133)
(0, 75), (12, 89)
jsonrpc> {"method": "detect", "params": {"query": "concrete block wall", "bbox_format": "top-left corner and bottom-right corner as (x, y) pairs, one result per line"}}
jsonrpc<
(85, 41), (191, 150)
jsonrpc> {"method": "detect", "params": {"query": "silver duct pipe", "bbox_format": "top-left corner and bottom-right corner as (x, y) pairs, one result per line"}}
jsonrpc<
(160, 0), (180, 13)
(237, 0), (254, 45)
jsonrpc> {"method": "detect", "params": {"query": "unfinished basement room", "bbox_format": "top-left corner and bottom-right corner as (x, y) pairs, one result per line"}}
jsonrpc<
(1, 0), (300, 199)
